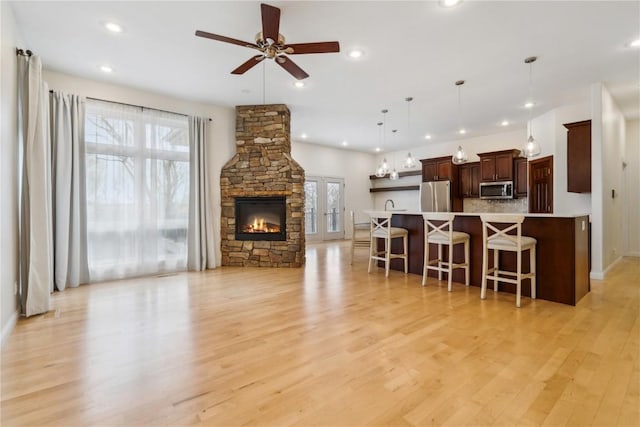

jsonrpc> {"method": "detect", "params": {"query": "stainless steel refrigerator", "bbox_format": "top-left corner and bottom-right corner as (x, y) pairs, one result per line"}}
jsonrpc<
(419, 181), (451, 212)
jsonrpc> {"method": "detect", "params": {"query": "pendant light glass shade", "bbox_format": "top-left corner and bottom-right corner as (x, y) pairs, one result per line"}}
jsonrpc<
(452, 145), (468, 164)
(523, 135), (541, 158)
(404, 152), (417, 168)
(403, 97), (418, 169)
(374, 113), (388, 177)
(381, 158), (389, 174)
(389, 128), (399, 180)
(523, 56), (541, 159)
(451, 80), (468, 164)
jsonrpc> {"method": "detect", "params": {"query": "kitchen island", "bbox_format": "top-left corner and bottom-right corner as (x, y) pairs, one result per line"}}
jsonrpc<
(377, 212), (590, 306)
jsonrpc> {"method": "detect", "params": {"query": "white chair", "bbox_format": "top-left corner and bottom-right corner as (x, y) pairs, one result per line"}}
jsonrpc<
(350, 210), (371, 265)
(480, 214), (537, 308)
(422, 213), (470, 291)
(367, 211), (408, 277)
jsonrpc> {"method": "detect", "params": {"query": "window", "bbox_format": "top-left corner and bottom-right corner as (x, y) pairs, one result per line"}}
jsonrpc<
(85, 100), (189, 281)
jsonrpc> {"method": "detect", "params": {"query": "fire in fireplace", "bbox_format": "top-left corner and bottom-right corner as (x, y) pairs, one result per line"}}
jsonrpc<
(235, 197), (286, 241)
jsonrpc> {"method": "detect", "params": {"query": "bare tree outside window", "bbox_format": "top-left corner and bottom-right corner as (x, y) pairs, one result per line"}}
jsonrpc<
(84, 101), (190, 281)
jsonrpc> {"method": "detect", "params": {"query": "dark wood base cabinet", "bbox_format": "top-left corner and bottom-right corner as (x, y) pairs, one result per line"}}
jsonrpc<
(381, 214), (590, 306)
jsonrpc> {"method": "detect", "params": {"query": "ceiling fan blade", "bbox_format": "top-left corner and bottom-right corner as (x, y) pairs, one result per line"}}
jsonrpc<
(261, 3), (280, 43)
(231, 55), (265, 75)
(276, 56), (309, 80)
(195, 30), (260, 50)
(284, 41), (340, 55)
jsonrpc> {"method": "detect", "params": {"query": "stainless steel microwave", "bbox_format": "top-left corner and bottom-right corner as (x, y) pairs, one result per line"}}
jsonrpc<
(479, 181), (514, 199)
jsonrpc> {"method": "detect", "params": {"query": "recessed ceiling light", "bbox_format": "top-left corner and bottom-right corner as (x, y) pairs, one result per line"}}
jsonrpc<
(424, 134), (432, 140)
(294, 81), (305, 88)
(100, 65), (113, 73)
(439, 0), (463, 8)
(348, 49), (363, 59)
(104, 22), (123, 33)
(301, 133), (307, 139)
(629, 38), (640, 48)
(501, 120), (509, 126)
(458, 128), (467, 135)
(341, 141), (348, 146)
(524, 101), (534, 108)
(375, 147), (381, 152)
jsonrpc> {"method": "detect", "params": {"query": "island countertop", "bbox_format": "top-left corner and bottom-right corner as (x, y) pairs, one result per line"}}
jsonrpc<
(366, 210), (590, 219)
(367, 212), (590, 306)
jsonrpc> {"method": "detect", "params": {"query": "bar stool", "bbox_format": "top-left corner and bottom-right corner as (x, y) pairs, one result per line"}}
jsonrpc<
(480, 214), (537, 308)
(367, 211), (408, 277)
(350, 210), (371, 265)
(422, 213), (470, 291)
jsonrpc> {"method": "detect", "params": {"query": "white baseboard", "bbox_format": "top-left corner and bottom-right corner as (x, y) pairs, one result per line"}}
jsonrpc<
(1, 309), (18, 348)
(590, 256), (623, 280)
(590, 271), (604, 280)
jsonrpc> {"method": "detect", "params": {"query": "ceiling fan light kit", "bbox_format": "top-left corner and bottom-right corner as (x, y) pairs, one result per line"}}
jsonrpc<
(195, 3), (340, 80)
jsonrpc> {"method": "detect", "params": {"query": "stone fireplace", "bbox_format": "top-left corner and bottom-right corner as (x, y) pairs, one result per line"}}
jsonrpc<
(220, 104), (305, 267)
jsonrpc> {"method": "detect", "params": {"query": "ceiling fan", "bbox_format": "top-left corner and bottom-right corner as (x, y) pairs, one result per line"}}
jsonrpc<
(195, 3), (340, 80)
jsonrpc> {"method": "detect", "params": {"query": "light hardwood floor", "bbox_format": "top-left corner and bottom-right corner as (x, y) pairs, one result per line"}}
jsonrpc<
(1, 241), (638, 426)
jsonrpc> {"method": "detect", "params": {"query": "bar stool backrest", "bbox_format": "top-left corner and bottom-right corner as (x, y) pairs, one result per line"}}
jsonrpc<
(369, 211), (393, 238)
(480, 214), (525, 250)
(423, 212), (456, 243)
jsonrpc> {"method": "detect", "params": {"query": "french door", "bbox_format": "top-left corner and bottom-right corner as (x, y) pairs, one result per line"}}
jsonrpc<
(304, 176), (345, 242)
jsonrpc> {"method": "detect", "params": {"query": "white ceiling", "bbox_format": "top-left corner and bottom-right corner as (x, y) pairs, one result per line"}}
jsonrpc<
(9, 1), (640, 152)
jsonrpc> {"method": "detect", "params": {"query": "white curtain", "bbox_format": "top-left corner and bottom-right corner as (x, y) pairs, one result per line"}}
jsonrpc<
(187, 116), (216, 270)
(84, 100), (190, 281)
(17, 55), (52, 316)
(50, 91), (90, 290)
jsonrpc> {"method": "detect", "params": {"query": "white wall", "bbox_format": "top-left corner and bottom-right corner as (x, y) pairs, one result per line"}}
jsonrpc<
(43, 70), (237, 266)
(591, 83), (626, 277)
(1, 2), (21, 345)
(291, 141), (374, 237)
(623, 119), (639, 256)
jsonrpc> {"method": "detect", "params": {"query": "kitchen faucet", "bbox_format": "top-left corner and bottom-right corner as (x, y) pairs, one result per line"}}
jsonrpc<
(384, 199), (395, 211)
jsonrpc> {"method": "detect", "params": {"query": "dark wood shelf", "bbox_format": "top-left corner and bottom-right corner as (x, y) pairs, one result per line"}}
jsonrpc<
(369, 170), (421, 180)
(369, 185), (420, 193)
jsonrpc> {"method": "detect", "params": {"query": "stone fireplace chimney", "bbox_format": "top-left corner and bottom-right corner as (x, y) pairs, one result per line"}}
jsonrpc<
(220, 104), (305, 267)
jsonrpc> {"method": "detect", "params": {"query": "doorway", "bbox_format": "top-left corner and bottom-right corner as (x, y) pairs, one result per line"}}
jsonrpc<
(304, 176), (345, 242)
(529, 155), (554, 213)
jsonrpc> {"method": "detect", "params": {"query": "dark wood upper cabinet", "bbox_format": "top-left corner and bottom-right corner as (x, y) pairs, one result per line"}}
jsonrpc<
(422, 161), (437, 182)
(421, 156), (455, 182)
(459, 162), (480, 198)
(514, 157), (528, 197)
(529, 155), (554, 214)
(478, 149), (521, 182)
(564, 120), (591, 193)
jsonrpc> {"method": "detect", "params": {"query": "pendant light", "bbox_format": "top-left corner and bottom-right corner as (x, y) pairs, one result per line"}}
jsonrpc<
(523, 56), (541, 158)
(403, 97), (417, 169)
(452, 80), (468, 164)
(375, 109), (390, 177)
(390, 129), (399, 180)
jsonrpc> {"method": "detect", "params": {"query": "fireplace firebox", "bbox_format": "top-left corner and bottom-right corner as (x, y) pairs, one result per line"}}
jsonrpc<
(235, 197), (287, 241)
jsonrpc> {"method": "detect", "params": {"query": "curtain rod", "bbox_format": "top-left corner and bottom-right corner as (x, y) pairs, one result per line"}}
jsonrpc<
(16, 48), (33, 57)
(48, 90), (212, 121)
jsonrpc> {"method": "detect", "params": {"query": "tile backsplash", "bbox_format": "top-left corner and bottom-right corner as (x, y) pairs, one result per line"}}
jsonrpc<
(463, 198), (528, 213)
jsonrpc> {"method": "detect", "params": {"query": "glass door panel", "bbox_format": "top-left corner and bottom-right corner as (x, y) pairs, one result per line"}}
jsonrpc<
(304, 176), (344, 241)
